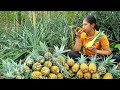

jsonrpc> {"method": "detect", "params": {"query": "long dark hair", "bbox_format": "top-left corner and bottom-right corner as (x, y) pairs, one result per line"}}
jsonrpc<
(84, 15), (99, 31)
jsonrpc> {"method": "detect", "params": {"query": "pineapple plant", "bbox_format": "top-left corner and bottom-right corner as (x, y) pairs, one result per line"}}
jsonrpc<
(41, 67), (50, 76)
(49, 73), (57, 79)
(32, 62), (42, 71)
(44, 61), (52, 68)
(92, 73), (100, 79)
(103, 65), (120, 79)
(77, 54), (88, 73)
(31, 71), (42, 79)
(76, 69), (83, 79)
(51, 66), (59, 74)
(25, 56), (34, 67)
(84, 72), (91, 79)
(86, 30), (104, 48)
(88, 54), (98, 74)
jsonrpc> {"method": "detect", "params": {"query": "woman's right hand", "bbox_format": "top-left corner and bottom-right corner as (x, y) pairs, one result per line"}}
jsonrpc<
(75, 28), (84, 38)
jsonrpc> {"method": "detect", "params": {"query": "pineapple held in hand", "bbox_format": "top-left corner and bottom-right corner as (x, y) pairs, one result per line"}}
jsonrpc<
(86, 30), (104, 48)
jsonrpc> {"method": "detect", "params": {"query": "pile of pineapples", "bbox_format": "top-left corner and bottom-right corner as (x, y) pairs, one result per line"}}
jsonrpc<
(1, 41), (120, 79)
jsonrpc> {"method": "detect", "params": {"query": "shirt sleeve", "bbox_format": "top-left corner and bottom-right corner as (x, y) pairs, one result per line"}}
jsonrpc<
(100, 34), (110, 48)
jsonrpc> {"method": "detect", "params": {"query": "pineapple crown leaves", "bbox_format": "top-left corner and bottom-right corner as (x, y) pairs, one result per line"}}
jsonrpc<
(109, 65), (120, 78)
(53, 44), (70, 57)
(76, 54), (87, 64)
(39, 41), (49, 53)
(60, 36), (68, 47)
(92, 30), (104, 43)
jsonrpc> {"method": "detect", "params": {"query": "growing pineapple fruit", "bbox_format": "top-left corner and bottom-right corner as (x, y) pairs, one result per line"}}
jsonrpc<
(92, 73), (100, 79)
(76, 70), (83, 79)
(25, 56), (34, 67)
(32, 62), (42, 71)
(103, 65), (120, 79)
(51, 66), (59, 74)
(49, 73), (57, 79)
(57, 73), (63, 79)
(31, 71), (42, 79)
(77, 54), (88, 73)
(41, 67), (50, 76)
(44, 61), (52, 68)
(86, 30), (104, 47)
(84, 72), (91, 79)
(88, 54), (98, 74)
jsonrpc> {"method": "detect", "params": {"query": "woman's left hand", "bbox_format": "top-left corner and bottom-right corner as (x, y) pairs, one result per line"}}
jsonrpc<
(86, 46), (97, 53)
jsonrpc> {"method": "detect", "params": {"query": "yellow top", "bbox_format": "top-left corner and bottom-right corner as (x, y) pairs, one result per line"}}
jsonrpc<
(80, 30), (110, 56)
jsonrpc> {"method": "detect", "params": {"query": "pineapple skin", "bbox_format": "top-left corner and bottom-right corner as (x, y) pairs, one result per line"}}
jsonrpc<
(67, 59), (75, 67)
(80, 63), (89, 73)
(49, 73), (57, 79)
(92, 73), (100, 79)
(72, 63), (79, 73)
(89, 63), (97, 74)
(31, 71), (42, 79)
(77, 70), (83, 79)
(44, 61), (52, 68)
(84, 72), (91, 79)
(41, 67), (50, 76)
(50, 66), (59, 74)
(57, 73), (63, 79)
(32, 62), (42, 71)
(103, 73), (113, 79)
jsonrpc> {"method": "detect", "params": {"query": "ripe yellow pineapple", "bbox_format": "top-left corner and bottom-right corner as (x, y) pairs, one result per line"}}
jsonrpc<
(64, 63), (69, 70)
(84, 72), (91, 79)
(77, 54), (88, 73)
(51, 66), (59, 74)
(67, 58), (75, 67)
(41, 67), (50, 76)
(57, 73), (63, 79)
(44, 61), (52, 68)
(31, 71), (42, 79)
(88, 55), (98, 74)
(32, 62), (42, 71)
(49, 73), (57, 79)
(92, 73), (100, 79)
(103, 73), (113, 79)
(76, 70), (83, 79)
(68, 69), (74, 77)
(71, 63), (79, 73)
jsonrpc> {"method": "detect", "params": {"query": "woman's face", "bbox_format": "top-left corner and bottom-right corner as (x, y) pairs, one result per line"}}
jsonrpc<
(82, 18), (94, 33)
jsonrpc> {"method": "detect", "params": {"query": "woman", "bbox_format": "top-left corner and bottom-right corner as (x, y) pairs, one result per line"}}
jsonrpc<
(69, 15), (120, 68)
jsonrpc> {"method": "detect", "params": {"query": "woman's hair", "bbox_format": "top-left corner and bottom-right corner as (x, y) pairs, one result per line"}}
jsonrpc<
(84, 15), (99, 31)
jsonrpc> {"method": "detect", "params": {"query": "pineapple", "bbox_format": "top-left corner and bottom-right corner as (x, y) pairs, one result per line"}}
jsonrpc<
(31, 71), (42, 79)
(76, 70), (83, 79)
(64, 63), (69, 70)
(71, 63), (79, 73)
(92, 73), (100, 79)
(23, 65), (31, 73)
(41, 67), (50, 76)
(32, 62), (42, 71)
(16, 75), (24, 79)
(98, 55), (115, 75)
(57, 73), (63, 79)
(25, 56), (34, 67)
(88, 54), (98, 74)
(36, 56), (45, 64)
(57, 55), (66, 65)
(67, 58), (75, 67)
(84, 72), (91, 79)
(77, 54), (88, 73)
(44, 52), (53, 60)
(44, 61), (52, 68)
(51, 66), (59, 74)
(86, 30), (104, 47)
(68, 69), (75, 77)
(103, 65), (120, 79)
(49, 73), (57, 79)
